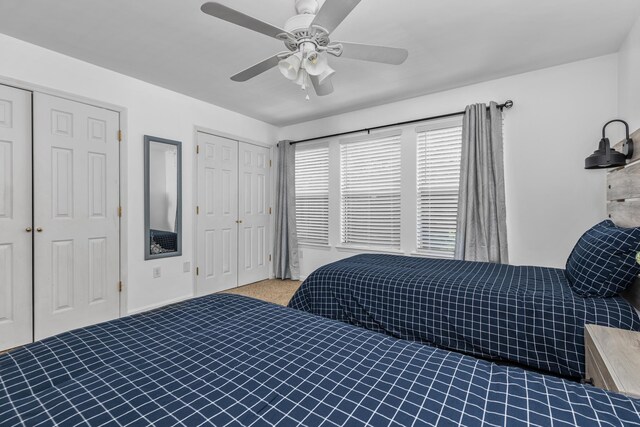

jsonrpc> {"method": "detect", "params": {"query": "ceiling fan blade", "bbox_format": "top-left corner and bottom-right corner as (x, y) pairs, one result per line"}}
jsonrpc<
(311, 76), (334, 96)
(311, 0), (361, 34)
(336, 42), (409, 65)
(201, 2), (294, 41)
(231, 55), (281, 82)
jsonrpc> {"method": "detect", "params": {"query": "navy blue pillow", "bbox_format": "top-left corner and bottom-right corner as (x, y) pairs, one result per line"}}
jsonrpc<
(565, 220), (640, 297)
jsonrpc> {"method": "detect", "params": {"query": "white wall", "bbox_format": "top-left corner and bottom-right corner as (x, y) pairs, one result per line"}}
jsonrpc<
(280, 55), (619, 276)
(619, 15), (640, 129)
(0, 34), (278, 314)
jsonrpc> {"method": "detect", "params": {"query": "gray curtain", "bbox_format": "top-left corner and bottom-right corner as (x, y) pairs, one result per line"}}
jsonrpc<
(273, 141), (300, 279)
(454, 102), (508, 263)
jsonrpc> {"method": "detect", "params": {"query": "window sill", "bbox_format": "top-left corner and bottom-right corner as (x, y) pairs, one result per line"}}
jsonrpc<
(298, 243), (331, 250)
(335, 245), (405, 256)
(410, 251), (455, 260)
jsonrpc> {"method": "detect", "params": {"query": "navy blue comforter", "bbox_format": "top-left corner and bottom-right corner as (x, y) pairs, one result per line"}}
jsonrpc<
(1, 294), (640, 426)
(288, 254), (640, 378)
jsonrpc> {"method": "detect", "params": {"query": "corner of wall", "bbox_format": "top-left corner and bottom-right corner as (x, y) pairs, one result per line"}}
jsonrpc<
(618, 15), (640, 130)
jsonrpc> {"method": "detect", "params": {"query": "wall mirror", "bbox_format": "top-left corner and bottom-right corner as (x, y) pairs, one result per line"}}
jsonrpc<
(144, 135), (182, 260)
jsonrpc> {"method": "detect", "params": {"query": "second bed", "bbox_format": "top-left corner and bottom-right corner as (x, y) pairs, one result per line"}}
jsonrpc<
(288, 253), (640, 379)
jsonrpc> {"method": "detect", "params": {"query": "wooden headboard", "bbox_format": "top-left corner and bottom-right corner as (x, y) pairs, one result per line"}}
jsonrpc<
(607, 128), (640, 312)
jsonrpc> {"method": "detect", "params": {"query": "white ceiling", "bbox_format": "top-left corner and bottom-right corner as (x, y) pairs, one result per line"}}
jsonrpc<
(1, 0), (639, 126)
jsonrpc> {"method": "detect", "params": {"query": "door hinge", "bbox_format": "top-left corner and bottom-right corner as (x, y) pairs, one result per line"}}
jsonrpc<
(269, 254), (272, 262)
(118, 206), (123, 217)
(269, 159), (272, 167)
(117, 130), (122, 142)
(196, 145), (200, 154)
(196, 206), (200, 215)
(196, 267), (199, 276)
(268, 207), (272, 215)
(118, 281), (123, 292)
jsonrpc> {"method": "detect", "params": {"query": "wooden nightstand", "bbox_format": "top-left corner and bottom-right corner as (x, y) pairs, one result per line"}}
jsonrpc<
(585, 324), (640, 398)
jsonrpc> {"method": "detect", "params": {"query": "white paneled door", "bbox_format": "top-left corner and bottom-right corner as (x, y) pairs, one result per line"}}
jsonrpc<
(196, 132), (239, 295)
(238, 142), (270, 286)
(0, 85), (33, 351)
(33, 93), (120, 340)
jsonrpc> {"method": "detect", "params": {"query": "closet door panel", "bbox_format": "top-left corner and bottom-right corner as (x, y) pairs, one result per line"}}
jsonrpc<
(238, 142), (270, 286)
(0, 85), (32, 351)
(196, 132), (238, 295)
(33, 93), (120, 340)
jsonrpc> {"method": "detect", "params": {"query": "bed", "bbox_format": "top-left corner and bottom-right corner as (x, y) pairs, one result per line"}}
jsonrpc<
(288, 254), (640, 379)
(1, 294), (639, 426)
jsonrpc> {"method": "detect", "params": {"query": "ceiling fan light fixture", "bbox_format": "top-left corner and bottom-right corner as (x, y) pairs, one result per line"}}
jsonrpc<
(278, 53), (302, 80)
(304, 52), (329, 76)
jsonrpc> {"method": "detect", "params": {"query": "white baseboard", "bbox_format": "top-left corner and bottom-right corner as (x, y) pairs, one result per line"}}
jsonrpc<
(127, 294), (193, 316)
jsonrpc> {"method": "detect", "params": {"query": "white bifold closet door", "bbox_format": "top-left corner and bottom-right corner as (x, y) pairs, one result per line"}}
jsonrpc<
(196, 131), (271, 296)
(196, 132), (239, 295)
(33, 93), (120, 341)
(237, 142), (270, 285)
(0, 85), (33, 351)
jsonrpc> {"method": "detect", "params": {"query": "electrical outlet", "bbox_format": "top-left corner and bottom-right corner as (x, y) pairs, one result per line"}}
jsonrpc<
(183, 262), (191, 273)
(153, 267), (161, 278)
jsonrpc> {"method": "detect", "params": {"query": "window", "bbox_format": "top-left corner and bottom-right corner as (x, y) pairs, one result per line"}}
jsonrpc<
(295, 144), (329, 245)
(416, 121), (463, 258)
(340, 131), (401, 249)
(294, 117), (464, 257)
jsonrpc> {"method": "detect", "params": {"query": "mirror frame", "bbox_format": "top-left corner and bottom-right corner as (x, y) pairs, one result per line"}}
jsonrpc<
(144, 135), (182, 260)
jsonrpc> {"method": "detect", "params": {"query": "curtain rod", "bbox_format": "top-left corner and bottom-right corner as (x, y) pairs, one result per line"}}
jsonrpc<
(289, 100), (514, 145)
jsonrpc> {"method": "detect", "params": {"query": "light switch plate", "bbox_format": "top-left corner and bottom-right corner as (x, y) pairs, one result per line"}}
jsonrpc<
(153, 267), (161, 278)
(183, 262), (191, 273)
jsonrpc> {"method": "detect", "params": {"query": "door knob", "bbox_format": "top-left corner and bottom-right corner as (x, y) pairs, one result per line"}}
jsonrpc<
(25, 227), (32, 232)
(36, 227), (43, 232)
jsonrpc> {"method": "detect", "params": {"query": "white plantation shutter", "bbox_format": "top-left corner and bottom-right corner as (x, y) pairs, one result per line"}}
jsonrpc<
(295, 144), (329, 245)
(416, 122), (462, 258)
(340, 131), (401, 249)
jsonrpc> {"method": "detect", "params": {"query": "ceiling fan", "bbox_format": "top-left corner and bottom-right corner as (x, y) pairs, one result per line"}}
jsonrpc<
(201, 0), (409, 99)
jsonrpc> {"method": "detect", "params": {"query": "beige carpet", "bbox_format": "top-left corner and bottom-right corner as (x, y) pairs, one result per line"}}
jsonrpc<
(221, 279), (302, 306)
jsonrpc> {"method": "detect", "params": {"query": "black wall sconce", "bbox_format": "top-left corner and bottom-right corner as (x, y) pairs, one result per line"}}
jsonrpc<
(585, 119), (634, 169)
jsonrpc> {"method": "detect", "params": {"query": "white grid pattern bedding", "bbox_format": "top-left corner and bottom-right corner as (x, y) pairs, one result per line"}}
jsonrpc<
(1, 294), (640, 426)
(288, 254), (640, 378)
